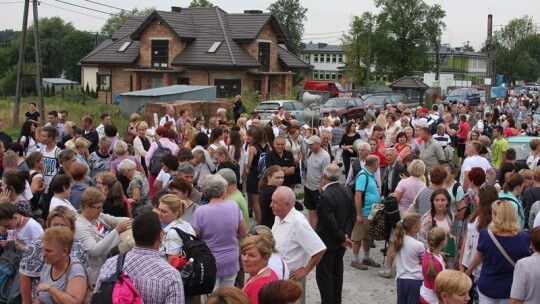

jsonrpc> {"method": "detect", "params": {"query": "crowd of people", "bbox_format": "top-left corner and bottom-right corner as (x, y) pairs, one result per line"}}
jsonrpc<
(0, 91), (538, 304)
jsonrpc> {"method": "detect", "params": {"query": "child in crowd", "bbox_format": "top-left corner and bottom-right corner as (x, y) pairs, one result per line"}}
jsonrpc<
(420, 227), (447, 304)
(393, 213), (424, 304)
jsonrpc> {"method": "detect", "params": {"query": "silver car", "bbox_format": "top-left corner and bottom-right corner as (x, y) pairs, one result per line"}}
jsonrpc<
(254, 100), (314, 124)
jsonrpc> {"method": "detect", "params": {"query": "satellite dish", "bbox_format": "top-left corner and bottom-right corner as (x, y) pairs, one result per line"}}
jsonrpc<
(302, 92), (322, 107)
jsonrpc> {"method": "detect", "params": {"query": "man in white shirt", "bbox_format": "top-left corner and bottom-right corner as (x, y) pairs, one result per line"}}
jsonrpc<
(272, 186), (326, 304)
(472, 112), (484, 133)
(461, 140), (496, 192)
(95, 113), (110, 139)
(412, 108), (429, 130)
(304, 136), (331, 229)
(159, 106), (176, 126)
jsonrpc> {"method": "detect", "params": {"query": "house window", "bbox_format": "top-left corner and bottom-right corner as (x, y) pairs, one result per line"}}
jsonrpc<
(259, 42), (270, 72)
(96, 74), (111, 91)
(331, 72), (337, 80)
(326, 55), (330, 63)
(254, 80), (262, 93)
(338, 55), (343, 63)
(332, 55), (337, 63)
(215, 79), (241, 98)
(152, 40), (168, 68)
(177, 77), (190, 85)
(312, 70), (318, 80)
(319, 71), (324, 79)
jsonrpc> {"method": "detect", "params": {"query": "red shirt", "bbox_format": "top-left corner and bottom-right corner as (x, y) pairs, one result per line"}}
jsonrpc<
(372, 151), (389, 167)
(458, 122), (470, 142)
(243, 270), (279, 304)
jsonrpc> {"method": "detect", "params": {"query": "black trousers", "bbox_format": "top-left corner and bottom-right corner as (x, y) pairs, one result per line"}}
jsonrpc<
(316, 247), (346, 304)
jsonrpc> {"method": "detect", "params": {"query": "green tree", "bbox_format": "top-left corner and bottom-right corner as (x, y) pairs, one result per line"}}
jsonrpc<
(341, 12), (376, 86)
(51, 83), (56, 96)
(268, 0), (307, 55)
(45, 84), (50, 97)
(189, 0), (214, 7)
(61, 31), (95, 83)
(100, 8), (155, 38)
(0, 64), (37, 96)
(462, 41), (475, 52)
(372, 0), (446, 79)
(493, 16), (539, 83)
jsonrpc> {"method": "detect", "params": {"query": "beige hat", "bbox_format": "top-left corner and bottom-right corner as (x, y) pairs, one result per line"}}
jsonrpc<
(305, 135), (321, 145)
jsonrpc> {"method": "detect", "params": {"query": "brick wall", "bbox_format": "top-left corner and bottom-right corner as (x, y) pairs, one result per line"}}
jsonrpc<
(145, 100), (233, 120)
(242, 23), (282, 73)
(138, 20), (183, 68)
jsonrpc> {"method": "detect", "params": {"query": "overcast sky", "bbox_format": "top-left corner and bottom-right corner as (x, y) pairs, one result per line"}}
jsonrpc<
(0, 0), (537, 50)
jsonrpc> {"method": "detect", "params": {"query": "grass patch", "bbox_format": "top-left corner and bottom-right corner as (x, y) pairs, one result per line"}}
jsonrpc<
(0, 95), (130, 139)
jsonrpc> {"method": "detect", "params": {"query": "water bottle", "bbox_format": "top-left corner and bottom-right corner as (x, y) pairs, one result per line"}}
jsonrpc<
(180, 258), (194, 279)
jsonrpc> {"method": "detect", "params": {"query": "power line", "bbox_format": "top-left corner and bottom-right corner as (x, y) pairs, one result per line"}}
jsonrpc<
(303, 30), (345, 36)
(40, 1), (108, 20)
(82, 0), (126, 12)
(53, 0), (113, 15)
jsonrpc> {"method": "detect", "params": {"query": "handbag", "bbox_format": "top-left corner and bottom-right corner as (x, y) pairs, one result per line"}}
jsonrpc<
(487, 229), (515, 267)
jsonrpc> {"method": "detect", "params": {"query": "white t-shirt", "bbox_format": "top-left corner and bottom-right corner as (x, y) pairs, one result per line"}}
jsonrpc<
(49, 197), (76, 213)
(526, 154), (540, 171)
(8, 218), (44, 246)
(228, 146), (246, 180)
(460, 155), (492, 185)
(268, 254), (290, 279)
(20, 135), (38, 154)
(395, 235), (424, 280)
(159, 115), (175, 126)
(156, 170), (171, 189)
(475, 120), (485, 133)
(40, 146), (61, 187)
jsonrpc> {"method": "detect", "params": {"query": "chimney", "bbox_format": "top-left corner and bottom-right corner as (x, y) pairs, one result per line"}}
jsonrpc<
(244, 10), (263, 14)
(171, 6), (182, 13)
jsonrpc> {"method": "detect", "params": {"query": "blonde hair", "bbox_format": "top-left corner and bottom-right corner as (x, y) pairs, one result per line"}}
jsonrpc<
(407, 159), (426, 177)
(248, 225), (278, 252)
(393, 213), (421, 254)
(75, 137), (90, 149)
(435, 270), (472, 302)
(98, 136), (111, 148)
(375, 114), (387, 130)
(491, 200), (520, 235)
(42, 226), (74, 252)
(158, 194), (187, 219)
(237, 117), (247, 126)
(80, 187), (106, 208)
(46, 206), (77, 232)
(113, 141), (128, 155)
(240, 235), (273, 259)
(206, 287), (251, 304)
(130, 113), (140, 122)
(426, 227), (446, 279)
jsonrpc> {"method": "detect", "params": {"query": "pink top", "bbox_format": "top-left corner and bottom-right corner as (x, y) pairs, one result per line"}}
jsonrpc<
(421, 250), (444, 289)
(145, 138), (179, 165)
(243, 270), (279, 304)
(395, 176), (426, 213)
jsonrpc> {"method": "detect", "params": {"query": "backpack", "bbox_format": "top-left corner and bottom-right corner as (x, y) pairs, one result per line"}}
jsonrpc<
(428, 116), (444, 135)
(172, 228), (217, 296)
(90, 252), (142, 304)
(255, 144), (269, 179)
(383, 196), (400, 228)
(482, 120), (493, 138)
(0, 241), (22, 304)
(149, 141), (171, 176)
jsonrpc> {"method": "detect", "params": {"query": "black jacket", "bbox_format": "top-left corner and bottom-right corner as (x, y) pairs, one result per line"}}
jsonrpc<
(316, 182), (356, 251)
(382, 161), (407, 197)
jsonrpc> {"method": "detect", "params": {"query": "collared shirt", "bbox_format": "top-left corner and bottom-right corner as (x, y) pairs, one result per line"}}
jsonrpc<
(419, 138), (445, 173)
(322, 181), (339, 192)
(387, 162), (396, 190)
(95, 247), (185, 304)
(96, 123), (105, 139)
(273, 209), (326, 271)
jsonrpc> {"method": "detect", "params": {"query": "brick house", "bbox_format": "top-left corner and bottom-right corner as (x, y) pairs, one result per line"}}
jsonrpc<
(80, 6), (310, 104)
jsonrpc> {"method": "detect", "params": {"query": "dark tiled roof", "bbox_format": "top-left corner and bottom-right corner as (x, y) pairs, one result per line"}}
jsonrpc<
(80, 37), (139, 65)
(170, 7), (260, 68)
(278, 45), (310, 69)
(300, 43), (343, 54)
(111, 16), (146, 40)
(81, 7), (302, 69)
(390, 76), (429, 90)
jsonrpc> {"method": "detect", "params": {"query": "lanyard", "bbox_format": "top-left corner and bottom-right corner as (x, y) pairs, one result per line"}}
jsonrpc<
(242, 266), (270, 291)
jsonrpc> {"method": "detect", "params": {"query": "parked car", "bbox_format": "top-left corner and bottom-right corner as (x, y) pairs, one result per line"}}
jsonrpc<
(253, 100), (314, 124)
(478, 89), (501, 104)
(444, 88), (481, 106)
(363, 92), (419, 108)
(521, 85), (540, 98)
(320, 98), (363, 122)
(507, 136), (535, 165)
(348, 94), (401, 121)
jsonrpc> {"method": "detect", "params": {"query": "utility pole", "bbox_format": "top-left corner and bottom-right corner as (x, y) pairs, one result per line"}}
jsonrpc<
(32, 0), (45, 121)
(366, 22), (372, 93)
(13, 0), (30, 125)
(485, 14), (493, 105)
(13, 0), (45, 125)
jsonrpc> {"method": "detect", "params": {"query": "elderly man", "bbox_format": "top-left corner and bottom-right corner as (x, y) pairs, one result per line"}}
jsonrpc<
(316, 164), (355, 304)
(159, 106), (176, 126)
(217, 108), (227, 125)
(382, 148), (407, 197)
(320, 129), (335, 163)
(304, 135), (331, 228)
(265, 135), (295, 188)
(272, 186), (326, 304)
(350, 155), (381, 270)
(418, 127), (445, 174)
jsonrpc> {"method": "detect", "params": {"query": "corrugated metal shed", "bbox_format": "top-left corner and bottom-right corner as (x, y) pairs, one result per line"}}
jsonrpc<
(119, 85), (216, 114)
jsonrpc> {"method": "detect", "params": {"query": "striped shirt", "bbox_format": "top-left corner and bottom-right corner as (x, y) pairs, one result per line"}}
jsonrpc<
(94, 247), (185, 304)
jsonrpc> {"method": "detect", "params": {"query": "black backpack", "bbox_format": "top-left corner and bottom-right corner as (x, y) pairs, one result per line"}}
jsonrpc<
(172, 228), (217, 296)
(481, 120), (493, 138)
(149, 141), (171, 176)
(429, 116), (444, 135)
(383, 196), (400, 228)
